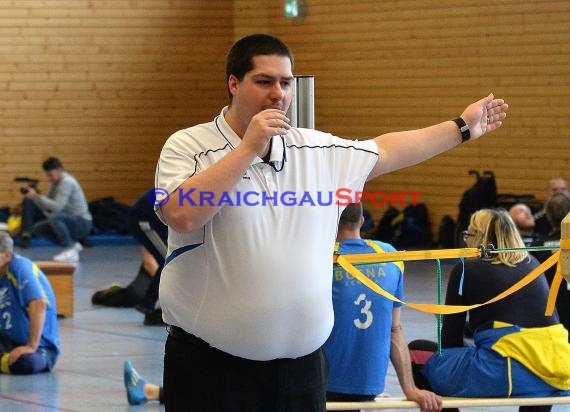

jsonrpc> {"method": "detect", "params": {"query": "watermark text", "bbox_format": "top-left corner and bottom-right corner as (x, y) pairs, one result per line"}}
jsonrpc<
(151, 187), (421, 207)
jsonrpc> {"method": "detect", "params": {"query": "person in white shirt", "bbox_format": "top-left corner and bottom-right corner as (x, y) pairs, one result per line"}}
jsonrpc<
(154, 33), (508, 412)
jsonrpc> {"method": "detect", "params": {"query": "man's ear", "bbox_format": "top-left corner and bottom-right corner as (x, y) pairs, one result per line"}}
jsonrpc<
(228, 75), (239, 96)
(359, 215), (365, 228)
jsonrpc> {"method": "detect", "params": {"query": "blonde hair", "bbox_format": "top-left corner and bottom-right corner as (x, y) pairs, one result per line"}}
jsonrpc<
(468, 209), (527, 266)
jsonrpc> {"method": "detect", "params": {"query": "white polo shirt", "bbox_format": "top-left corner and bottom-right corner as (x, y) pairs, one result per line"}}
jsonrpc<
(155, 107), (378, 360)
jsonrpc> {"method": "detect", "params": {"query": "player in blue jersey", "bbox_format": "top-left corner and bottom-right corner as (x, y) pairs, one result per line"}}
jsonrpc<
(0, 232), (60, 374)
(324, 203), (441, 412)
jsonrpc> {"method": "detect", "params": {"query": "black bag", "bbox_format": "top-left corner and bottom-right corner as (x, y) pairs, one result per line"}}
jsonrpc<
(396, 203), (432, 248)
(88, 197), (131, 234)
(454, 170), (497, 246)
(438, 215), (456, 248)
(373, 206), (404, 244)
(374, 204), (432, 249)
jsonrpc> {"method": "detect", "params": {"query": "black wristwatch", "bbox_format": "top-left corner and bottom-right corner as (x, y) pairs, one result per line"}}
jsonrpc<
(452, 117), (470, 143)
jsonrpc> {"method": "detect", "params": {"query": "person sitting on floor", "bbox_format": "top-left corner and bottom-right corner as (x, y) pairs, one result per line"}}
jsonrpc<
(19, 156), (92, 263)
(91, 188), (167, 326)
(324, 203), (441, 412)
(534, 177), (568, 237)
(509, 203), (542, 246)
(0, 232), (60, 374)
(535, 190), (570, 340)
(409, 209), (570, 412)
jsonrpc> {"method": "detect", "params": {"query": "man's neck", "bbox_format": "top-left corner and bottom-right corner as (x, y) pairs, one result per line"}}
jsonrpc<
(336, 230), (361, 242)
(223, 106), (246, 139)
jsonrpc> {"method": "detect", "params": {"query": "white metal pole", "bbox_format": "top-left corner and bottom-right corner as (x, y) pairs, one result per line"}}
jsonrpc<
(287, 75), (314, 129)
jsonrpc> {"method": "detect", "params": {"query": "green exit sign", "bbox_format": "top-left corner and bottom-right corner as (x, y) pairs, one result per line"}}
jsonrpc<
(284, 0), (303, 19)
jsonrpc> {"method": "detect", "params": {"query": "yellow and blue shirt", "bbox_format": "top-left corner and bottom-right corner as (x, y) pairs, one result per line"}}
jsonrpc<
(0, 254), (60, 354)
(324, 239), (404, 395)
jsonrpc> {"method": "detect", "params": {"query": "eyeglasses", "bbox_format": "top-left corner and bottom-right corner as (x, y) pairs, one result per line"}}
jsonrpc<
(462, 230), (476, 242)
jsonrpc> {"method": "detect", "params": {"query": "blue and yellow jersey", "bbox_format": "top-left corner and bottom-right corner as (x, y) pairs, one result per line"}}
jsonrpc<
(0, 254), (60, 354)
(325, 238), (404, 395)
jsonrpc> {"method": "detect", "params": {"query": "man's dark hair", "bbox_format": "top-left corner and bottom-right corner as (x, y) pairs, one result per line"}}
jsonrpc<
(339, 203), (363, 230)
(545, 190), (570, 230)
(225, 34), (294, 100)
(42, 156), (63, 171)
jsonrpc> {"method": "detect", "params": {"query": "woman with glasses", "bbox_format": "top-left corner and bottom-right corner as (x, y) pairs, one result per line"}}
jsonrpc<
(410, 209), (570, 412)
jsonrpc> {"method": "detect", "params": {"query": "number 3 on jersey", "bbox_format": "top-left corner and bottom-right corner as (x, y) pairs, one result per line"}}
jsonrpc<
(353, 293), (373, 329)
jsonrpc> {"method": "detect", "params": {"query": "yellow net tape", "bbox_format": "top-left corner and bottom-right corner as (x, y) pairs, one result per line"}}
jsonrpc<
(336, 249), (560, 315)
(332, 247), (481, 265)
(546, 261), (564, 316)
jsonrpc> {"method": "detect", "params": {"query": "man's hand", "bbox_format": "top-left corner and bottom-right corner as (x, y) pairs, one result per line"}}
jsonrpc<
(23, 187), (39, 199)
(8, 344), (36, 365)
(461, 93), (509, 140)
(241, 109), (290, 157)
(405, 387), (443, 412)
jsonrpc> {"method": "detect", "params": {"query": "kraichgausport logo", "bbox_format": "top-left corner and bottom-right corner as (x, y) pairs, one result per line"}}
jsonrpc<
(149, 188), (421, 207)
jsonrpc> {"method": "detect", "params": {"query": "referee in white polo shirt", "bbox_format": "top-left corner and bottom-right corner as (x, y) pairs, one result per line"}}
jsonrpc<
(154, 33), (508, 412)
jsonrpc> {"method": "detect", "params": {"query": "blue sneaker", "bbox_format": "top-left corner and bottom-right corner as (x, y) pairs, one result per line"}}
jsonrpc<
(124, 360), (148, 405)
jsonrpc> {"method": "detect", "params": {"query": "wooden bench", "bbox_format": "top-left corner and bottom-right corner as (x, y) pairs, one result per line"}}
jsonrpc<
(36, 261), (76, 317)
(327, 396), (570, 410)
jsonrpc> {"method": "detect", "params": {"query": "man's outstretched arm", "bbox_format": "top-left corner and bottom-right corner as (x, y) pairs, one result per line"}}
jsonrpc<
(369, 93), (508, 180)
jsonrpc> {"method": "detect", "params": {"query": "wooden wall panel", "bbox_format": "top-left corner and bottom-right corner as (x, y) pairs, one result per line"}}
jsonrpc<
(0, 0), (232, 209)
(2, 0), (569, 243)
(234, 0), (570, 240)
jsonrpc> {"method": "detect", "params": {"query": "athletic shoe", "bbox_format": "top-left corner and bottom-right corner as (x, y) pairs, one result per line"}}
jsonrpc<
(73, 242), (83, 252)
(124, 360), (148, 405)
(53, 247), (79, 263)
(91, 285), (138, 307)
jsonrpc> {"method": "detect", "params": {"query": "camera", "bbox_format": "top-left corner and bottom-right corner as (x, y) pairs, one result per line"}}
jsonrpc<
(14, 176), (39, 195)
